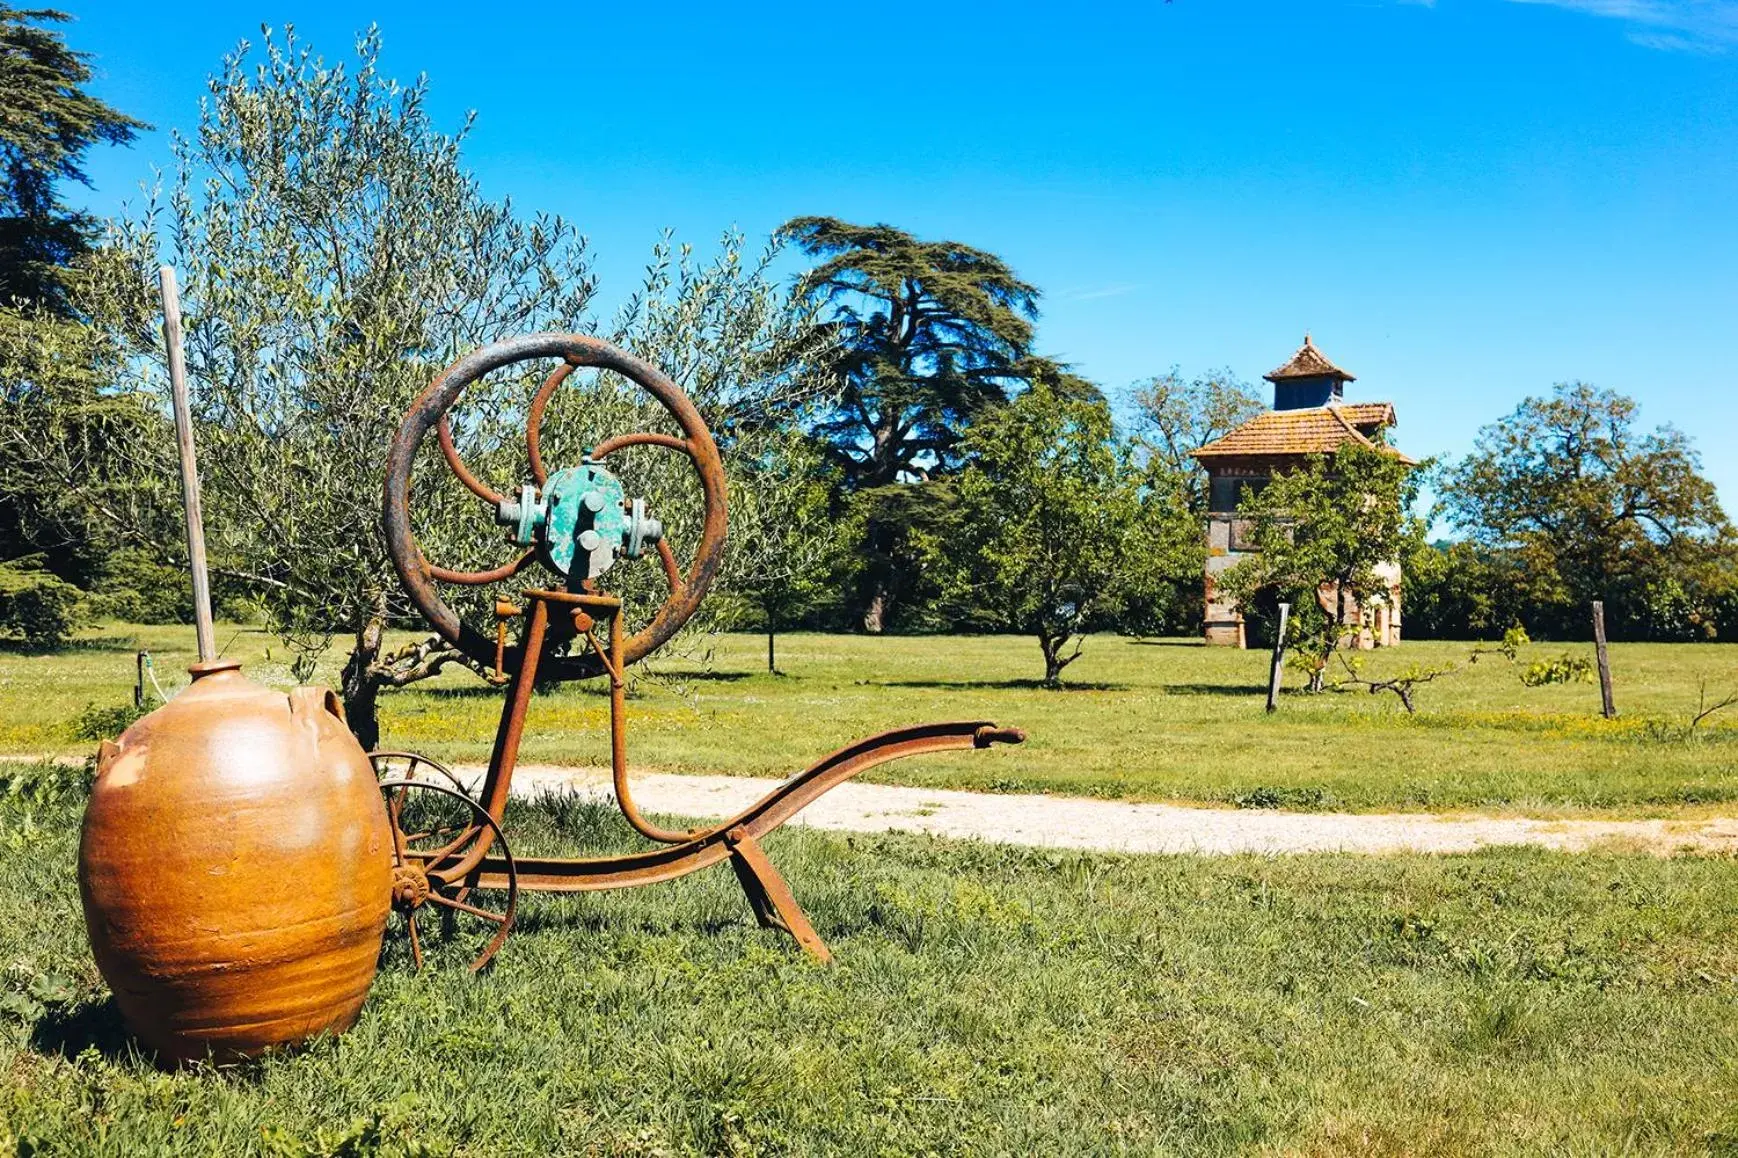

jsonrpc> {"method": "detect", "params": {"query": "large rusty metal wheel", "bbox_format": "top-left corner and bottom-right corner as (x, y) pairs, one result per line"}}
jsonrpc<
(380, 778), (518, 973)
(381, 333), (727, 683)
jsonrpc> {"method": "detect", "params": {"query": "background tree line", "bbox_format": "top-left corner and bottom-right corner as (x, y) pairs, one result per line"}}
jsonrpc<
(1, 10), (1733, 726)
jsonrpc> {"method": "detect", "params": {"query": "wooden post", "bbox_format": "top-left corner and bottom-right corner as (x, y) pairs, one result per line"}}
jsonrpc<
(135, 651), (146, 709)
(1266, 602), (1291, 713)
(1592, 600), (1615, 719)
(159, 267), (216, 663)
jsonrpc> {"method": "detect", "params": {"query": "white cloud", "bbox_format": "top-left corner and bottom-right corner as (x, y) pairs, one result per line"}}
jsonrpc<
(1506, 0), (1738, 51)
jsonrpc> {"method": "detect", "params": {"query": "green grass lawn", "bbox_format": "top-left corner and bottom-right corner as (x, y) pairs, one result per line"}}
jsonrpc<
(4, 624), (1738, 815)
(2, 765), (1736, 1155)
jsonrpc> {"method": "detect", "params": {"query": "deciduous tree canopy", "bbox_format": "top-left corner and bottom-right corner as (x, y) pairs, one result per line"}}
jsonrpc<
(1221, 443), (1424, 689)
(1439, 382), (1734, 639)
(928, 381), (1194, 686)
(1129, 367), (1265, 517)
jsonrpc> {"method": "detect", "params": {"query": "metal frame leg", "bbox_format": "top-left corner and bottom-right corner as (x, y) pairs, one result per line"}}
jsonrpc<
(725, 826), (832, 964)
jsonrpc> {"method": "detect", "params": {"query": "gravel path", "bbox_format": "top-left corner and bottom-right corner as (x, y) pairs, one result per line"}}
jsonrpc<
(21, 751), (1726, 855)
(462, 764), (1738, 857)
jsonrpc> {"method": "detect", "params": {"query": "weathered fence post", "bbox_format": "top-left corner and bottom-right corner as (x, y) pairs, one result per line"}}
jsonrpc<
(1266, 602), (1291, 713)
(1592, 600), (1615, 719)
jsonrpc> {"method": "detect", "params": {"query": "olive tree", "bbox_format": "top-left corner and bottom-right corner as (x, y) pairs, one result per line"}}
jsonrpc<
(90, 28), (820, 746)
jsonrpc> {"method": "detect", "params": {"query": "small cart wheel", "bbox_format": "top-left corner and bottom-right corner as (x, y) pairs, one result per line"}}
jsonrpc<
(380, 778), (518, 973)
(369, 749), (473, 797)
(371, 752), (483, 907)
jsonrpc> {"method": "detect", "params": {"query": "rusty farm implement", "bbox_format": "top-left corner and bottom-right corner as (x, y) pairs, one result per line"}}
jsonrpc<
(373, 333), (1025, 971)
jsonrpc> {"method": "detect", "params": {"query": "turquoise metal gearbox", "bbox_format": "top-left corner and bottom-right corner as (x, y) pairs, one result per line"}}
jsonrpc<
(495, 459), (662, 584)
(545, 462), (628, 579)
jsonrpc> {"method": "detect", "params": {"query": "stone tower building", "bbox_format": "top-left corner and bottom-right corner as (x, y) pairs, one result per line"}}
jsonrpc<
(1191, 336), (1412, 648)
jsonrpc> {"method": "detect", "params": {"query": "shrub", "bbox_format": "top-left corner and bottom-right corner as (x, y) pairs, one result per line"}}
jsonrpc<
(0, 556), (82, 648)
(71, 702), (146, 741)
(1521, 654), (1594, 687)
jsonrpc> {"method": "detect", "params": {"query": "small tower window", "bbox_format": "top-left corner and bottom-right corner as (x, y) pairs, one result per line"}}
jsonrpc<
(1209, 476), (1268, 514)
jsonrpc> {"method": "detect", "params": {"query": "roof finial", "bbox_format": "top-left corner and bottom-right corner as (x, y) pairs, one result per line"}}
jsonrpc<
(1264, 334), (1355, 384)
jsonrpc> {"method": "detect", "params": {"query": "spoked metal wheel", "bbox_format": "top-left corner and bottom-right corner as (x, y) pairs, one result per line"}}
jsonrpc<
(381, 333), (728, 684)
(369, 749), (474, 797)
(379, 778), (518, 973)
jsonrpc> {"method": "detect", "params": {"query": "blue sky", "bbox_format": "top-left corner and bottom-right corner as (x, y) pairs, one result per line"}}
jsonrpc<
(59, 0), (1738, 511)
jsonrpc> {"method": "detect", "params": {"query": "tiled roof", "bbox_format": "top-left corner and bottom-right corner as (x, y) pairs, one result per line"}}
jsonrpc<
(1191, 402), (1414, 464)
(1264, 334), (1356, 382)
(1333, 401), (1397, 428)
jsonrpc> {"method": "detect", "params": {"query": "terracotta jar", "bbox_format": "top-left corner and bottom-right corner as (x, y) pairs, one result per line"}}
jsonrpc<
(78, 660), (392, 1064)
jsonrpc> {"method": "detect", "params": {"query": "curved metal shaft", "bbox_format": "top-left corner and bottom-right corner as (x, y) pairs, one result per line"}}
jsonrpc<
(463, 719), (1024, 893)
(431, 587), (1025, 925)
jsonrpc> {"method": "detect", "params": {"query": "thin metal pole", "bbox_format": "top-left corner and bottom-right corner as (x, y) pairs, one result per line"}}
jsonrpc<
(158, 267), (215, 663)
(1592, 600), (1615, 719)
(1266, 602), (1291, 713)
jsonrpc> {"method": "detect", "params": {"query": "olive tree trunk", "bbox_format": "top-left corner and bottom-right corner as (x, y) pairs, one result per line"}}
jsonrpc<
(337, 587), (494, 752)
(339, 600), (389, 752)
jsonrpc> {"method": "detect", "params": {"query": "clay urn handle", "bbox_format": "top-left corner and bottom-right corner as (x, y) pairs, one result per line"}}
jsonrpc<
(287, 686), (355, 760)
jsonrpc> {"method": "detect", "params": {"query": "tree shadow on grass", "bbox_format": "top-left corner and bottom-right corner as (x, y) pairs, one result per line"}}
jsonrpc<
(1162, 683), (1271, 697)
(865, 678), (1130, 692)
(0, 636), (141, 657)
(507, 900), (696, 942)
(1126, 639), (1206, 647)
(417, 685), (513, 699)
(656, 670), (753, 683)
(33, 992), (355, 1074)
(410, 672), (750, 700)
(507, 906), (611, 938)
